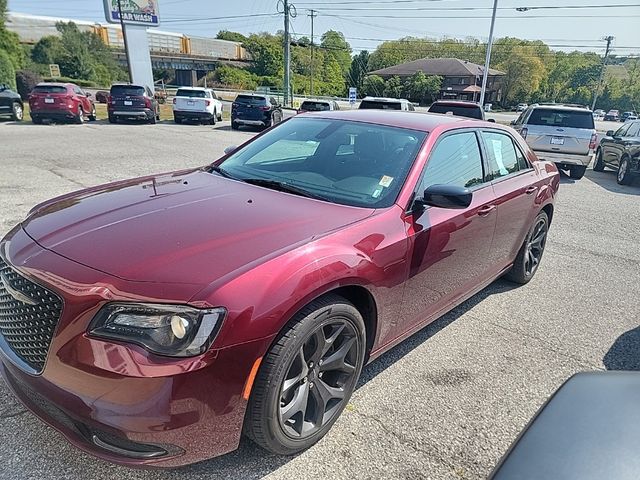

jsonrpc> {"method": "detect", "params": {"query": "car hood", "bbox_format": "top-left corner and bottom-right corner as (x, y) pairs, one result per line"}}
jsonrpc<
(22, 169), (374, 286)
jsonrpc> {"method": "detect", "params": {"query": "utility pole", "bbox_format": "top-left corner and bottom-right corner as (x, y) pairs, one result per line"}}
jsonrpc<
(309, 9), (317, 97)
(117, 0), (133, 83)
(279, 0), (296, 107)
(591, 35), (614, 111)
(479, 0), (498, 107)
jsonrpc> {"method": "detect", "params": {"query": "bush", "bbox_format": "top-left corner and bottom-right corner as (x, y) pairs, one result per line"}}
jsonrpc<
(42, 76), (96, 87)
(0, 49), (16, 89)
(16, 70), (43, 99)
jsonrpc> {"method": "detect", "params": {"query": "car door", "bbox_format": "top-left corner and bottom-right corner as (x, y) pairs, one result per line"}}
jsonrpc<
(480, 130), (540, 268)
(401, 130), (497, 330)
(0, 85), (12, 114)
(604, 123), (631, 168)
(623, 121), (640, 169)
(72, 85), (87, 112)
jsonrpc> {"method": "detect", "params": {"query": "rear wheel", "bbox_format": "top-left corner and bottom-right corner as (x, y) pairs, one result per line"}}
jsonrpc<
(231, 121), (239, 130)
(108, 114), (116, 124)
(617, 157), (634, 185)
(210, 112), (217, 125)
(245, 294), (365, 455)
(11, 102), (23, 121)
(174, 115), (182, 124)
(569, 165), (586, 180)
(593, 149), (605, 172)
(149, 113), (157, 125)
(89, 105), (97, 121)
(75, 106), (84, 124)
(505, 211), (549, 285)
(32, 116), (43, 125)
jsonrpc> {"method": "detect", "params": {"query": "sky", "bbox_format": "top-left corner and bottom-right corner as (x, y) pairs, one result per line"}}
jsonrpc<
(7, 0), (640, 56)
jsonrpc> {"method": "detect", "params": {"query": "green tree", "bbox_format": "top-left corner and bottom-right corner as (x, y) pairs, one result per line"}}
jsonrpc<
(362, 75), (385, 97)
(383, 76), (403, 98)
(347, 50), (370, 93)
(403, 71), (442, 104)
(496, 46), (546, 103)
(32, 37), (65, 65)
(320, 30), (351, 74)
(0, 0), (25, 71)
(0, 49), (16, 89)
(244, 34), (283, 77)
(216, 30), (248, 43)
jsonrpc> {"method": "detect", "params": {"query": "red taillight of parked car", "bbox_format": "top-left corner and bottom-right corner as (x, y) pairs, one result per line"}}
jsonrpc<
(205, 100), (211, 106)
(521, 128), (528, 140)
(108, 96), (114, 104)
(259, 106), (270, 111)
(172, 98), (176, 105)
(589, 133), (597, 150)
(144, 97), (152, 109)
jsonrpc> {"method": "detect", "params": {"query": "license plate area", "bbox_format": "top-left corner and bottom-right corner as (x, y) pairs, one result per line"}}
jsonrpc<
(124, 100), (132, 106)
(550, 137), (565, 145)
(44, 98), (54, 104)
(187, 100), (195, 106)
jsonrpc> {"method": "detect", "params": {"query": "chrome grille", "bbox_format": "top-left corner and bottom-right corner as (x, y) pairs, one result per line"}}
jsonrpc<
(0, 256), (63, 372)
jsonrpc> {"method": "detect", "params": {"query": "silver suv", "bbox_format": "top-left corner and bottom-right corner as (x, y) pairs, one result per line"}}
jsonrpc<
(511, 104), (597, 179)
(359, 97), (415, 111)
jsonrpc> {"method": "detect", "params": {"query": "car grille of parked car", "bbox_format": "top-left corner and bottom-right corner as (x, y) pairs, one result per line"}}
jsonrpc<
(0, 257), (63, 372)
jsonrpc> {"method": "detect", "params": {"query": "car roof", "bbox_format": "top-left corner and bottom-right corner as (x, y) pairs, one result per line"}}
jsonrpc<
(35, 82), (70, 87)
(362, 97), (410, 103)
(431, 100), (481, 107)
(296, 109), (502, 133)
(301, 99), (330, 103)
(531, 104), (592, 112)
(177, 86), (210, 90)
(111, 83), (145, 88)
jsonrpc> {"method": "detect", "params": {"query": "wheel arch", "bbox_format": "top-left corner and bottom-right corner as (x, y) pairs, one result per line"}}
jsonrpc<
(541, 203), (554, 225)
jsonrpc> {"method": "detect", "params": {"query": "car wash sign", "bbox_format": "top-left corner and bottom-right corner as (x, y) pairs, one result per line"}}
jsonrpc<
(104, 0), (160, 26)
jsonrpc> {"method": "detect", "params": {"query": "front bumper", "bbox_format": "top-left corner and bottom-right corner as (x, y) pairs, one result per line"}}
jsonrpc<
(533, 150), (594, 167)
(0, 227), (272, 467)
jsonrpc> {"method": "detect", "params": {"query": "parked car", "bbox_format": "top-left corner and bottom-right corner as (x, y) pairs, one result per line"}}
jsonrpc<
(516, 103), (528, 112)
(593, 119), (640, 185)
(428, 100), (495, 122)
(172, 87), (223, 125)
(0, 110), (559, 467)
(28, 82), (96, 124)
(231, 94), (283, 130)
(358, 96), (415, 111)
(297, 99), (340, 113)
(107, 84), (160, 124)
(604, 109), (620, 121)
(511, 104), (597, 179)
(625, 115), (639, 121)
(95, 90), (109, 104)
(0, 84), (23, 121)
(620, 111), (636, 122)
(490, 372), (640, 480)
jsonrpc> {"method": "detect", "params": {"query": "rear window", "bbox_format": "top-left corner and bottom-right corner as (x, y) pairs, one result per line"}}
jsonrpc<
(176, 89), (206, 98)
(528, 109), (595, 129)
(235, 95), (267, 105)
(110, 85), (145, 96)
(32, 85), (67, 94)
(300, 101), (331, 112)
(360, 100), (402, 110)
(428, 103), (483, 120)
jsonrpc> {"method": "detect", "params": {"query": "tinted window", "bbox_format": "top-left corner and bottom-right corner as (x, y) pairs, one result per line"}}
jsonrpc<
(235, 95), (267, 105)
(614, 123), (631, 137)
(359, 100), (402, 110)
(300, 101), (331, 112)
(219, 117), (426, 208)
(428, 103), (483, 120)
(420, 132), (484, 190)
(110, 85), (145, 96)
(527, 109), (594, 129)
(627, 122), (640, 137)
(481, 132), (524, 179)
(176, 89), (206, 98)
(32, 85), (67, 94)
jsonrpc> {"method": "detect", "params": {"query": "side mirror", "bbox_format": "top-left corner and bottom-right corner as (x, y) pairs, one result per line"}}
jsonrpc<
(422, 184), (472, 209)
(487, 118), (496, 123)
(224, 145), (238, 155)
(606, 130), (614, 137)
(85, 92), (92, 98)
(510, 120), (517, 126)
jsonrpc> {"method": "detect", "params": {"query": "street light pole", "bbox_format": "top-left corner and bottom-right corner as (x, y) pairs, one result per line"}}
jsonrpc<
(479, 0), (498, 107)
(591, 36), (614, 111)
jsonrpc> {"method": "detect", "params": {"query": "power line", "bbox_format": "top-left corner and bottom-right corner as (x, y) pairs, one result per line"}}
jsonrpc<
(312, 3), (640, 11)
(162, 13), (278, 24)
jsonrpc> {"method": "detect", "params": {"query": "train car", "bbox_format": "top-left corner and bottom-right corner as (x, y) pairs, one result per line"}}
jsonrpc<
(188, 36), (247, 60)
(6, 12), (99, 44)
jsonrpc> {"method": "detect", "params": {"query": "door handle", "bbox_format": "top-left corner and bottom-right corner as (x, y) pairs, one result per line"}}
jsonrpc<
(477, 205), (496, 217)
(525, 186), (539, 195)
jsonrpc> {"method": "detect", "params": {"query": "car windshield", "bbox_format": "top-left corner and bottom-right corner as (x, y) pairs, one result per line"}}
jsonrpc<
(235, 95), (267, 105)
(528, 109), (595, 129)
(32, 85), (67, 94)
(176, 89), (207, 98)
(428, 104), (483, 119)
(110, 85), (145, 96)
(300, 101), (331, 111)
(217, 117), (426, 208)
(360, 101), (402, 110)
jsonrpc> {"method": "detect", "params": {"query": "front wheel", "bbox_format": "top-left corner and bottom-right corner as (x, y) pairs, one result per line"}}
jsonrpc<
(505, 211), (549, 285)
(245, 294), (366, 455)
(569, 165), (586, 180)
(593, 149), (605, 172)
(11, 102), (23, 121)
(617, 157), (634, 185)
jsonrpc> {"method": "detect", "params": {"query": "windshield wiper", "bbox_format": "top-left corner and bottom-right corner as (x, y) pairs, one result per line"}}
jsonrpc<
(242, 178), (328, 201)
(209, 165), (238, 179)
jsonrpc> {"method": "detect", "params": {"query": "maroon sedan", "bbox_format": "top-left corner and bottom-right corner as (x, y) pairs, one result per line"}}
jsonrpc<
(0, 111), (559, 467)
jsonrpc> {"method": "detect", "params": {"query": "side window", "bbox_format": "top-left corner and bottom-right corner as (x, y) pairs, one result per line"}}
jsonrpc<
(73, 86), (83, 95)
(269, 97), (277, 106)
(514, 110), (527, 125)
(419, 132), (485, 192)
(408, 103), (415, 111)
(614, 123), (630, 137)
(481, 131), (523, 179)
(627, 122), (640, 137)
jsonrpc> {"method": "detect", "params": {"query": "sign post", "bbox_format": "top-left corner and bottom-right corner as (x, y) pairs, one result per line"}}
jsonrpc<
(349, 87), (357, 107)
(49, 64), (61, 78)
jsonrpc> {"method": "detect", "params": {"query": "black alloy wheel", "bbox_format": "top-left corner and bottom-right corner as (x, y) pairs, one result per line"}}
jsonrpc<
(617, 157), (633, 185)
(505, 211), (549, 285)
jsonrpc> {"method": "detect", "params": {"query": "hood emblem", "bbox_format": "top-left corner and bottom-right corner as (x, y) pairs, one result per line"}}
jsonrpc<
(0, 271), (38, 306)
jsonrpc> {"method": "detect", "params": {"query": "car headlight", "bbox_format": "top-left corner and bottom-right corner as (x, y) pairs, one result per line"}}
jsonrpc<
(89, 303), (226, 357)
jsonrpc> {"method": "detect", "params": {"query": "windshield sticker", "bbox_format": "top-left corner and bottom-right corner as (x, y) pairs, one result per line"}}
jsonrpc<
(491, 139), (509, 176)
(372, 189), (383, 198)
(379, 175), (394, 188)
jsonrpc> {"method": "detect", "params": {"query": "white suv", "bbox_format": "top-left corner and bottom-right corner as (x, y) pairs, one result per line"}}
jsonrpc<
(173, 87), (223, 125)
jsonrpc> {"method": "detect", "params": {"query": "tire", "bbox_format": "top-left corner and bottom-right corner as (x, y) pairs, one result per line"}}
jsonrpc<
(593, 149), (605, 172)
(231, 121), (239, 130)
(89, 105), (97, 121)
(32, 116), (43, 125)
(505, 211), (549, 285)
(108, 114), (116, 124)
(75, 106), (84, 124)
(245, 294), (366, 456)
(11, 102), (23, 121)
(149, 113), (157, 125)
(174, 115), (182, 124)
(210, 112), (217, 125)
(569, 165), (586, 180)
(617, 157), (634, 185)
(218, 111), (223, 122)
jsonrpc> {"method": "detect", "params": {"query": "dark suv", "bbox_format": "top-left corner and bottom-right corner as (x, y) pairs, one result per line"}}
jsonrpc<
(594, 120), (640, 185)
(108, 84), (160, 124)
(0, 84), (23, 121)
(231, 94), (283, 130)
(428, 100), (494, 122)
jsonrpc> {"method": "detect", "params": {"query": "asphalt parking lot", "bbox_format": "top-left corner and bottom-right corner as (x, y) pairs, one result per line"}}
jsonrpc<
(0, 118), (639, 480)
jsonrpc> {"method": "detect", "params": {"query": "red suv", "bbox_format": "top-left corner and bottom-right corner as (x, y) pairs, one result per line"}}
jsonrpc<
(0, 111), (559, 467)
(29, 82), (96, 124)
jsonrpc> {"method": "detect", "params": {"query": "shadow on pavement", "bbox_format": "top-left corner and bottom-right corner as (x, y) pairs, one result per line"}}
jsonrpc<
(584, 169), (640, 195)
(604, 326), (640, 371)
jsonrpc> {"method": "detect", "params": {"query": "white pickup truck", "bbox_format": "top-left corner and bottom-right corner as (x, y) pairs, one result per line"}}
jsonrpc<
(173, 87), (223, 124)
